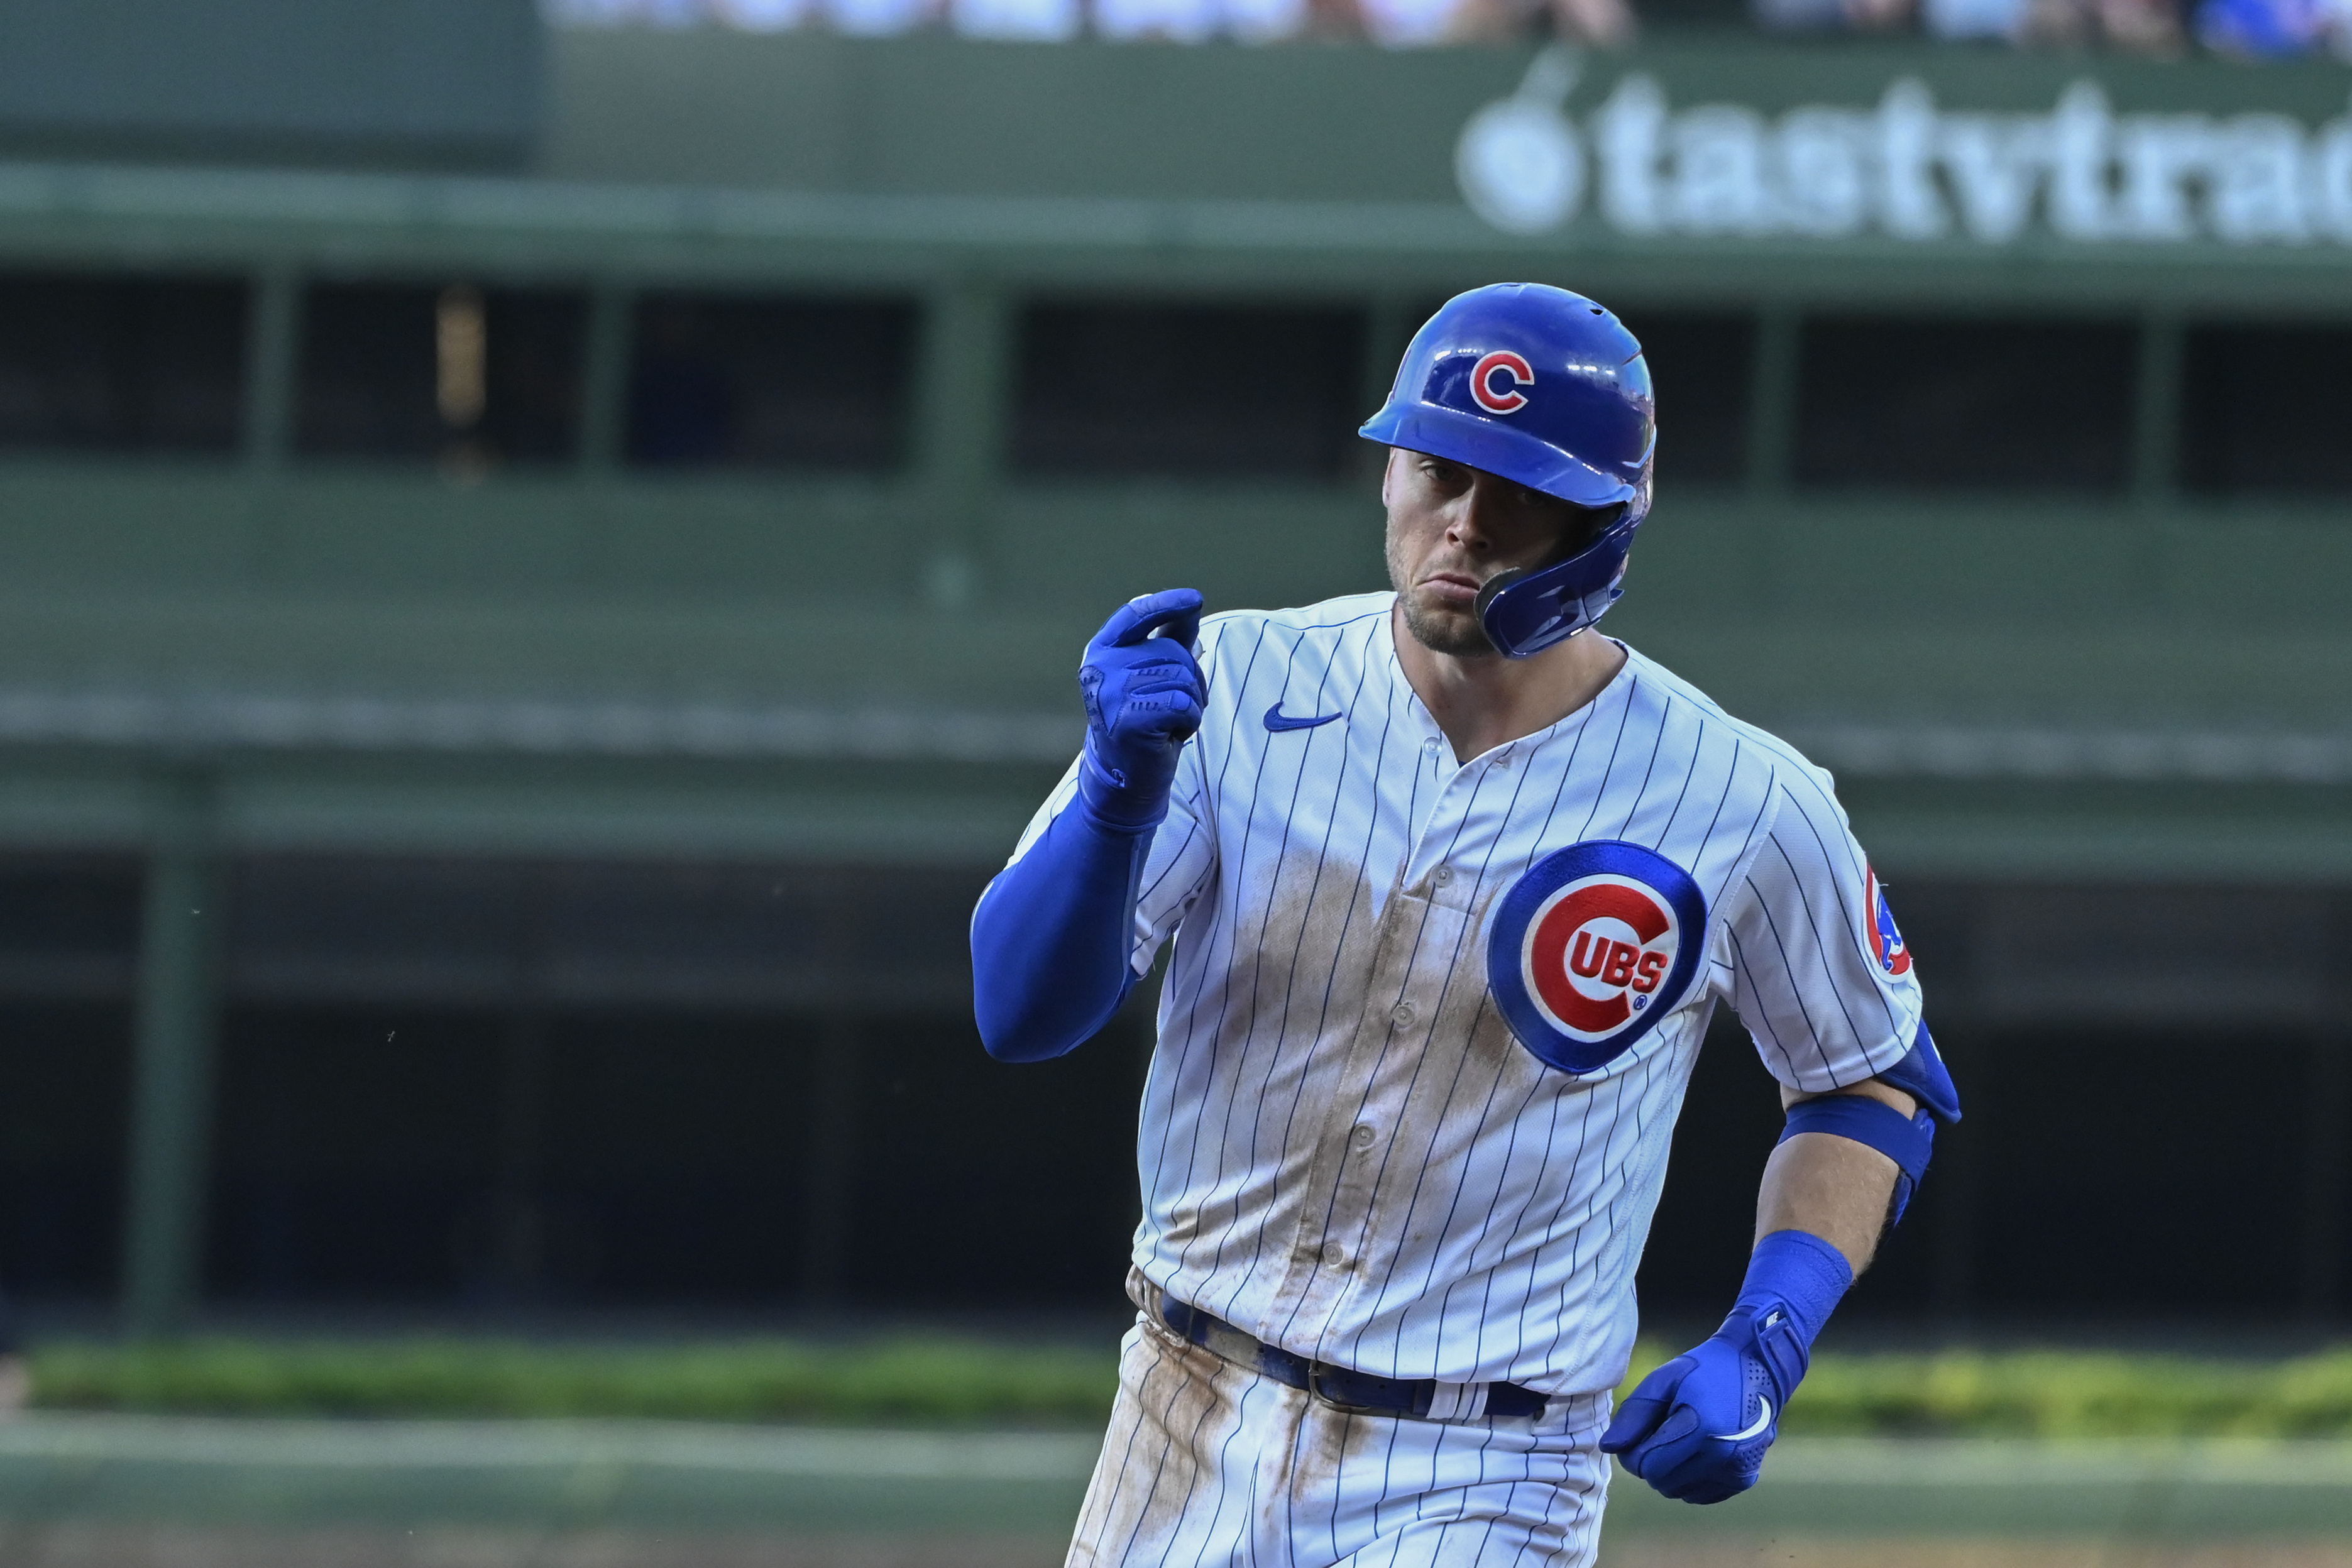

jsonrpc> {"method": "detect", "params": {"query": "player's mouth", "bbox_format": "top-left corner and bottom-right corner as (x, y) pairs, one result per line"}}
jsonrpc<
(1418, 571), (1483, 608)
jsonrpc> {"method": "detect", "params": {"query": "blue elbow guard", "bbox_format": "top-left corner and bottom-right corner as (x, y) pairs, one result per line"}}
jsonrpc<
(1779, 1095), (1936, 1225)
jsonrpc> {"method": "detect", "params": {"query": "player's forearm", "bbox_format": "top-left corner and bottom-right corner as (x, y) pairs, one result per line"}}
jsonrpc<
(970, 806), (1150, 1063)
(1754, 1077), (1916, 1271)
(1754, 1128), (1901, 1275)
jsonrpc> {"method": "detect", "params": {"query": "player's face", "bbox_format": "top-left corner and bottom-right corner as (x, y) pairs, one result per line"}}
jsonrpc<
(1382, 448), (1607, 659)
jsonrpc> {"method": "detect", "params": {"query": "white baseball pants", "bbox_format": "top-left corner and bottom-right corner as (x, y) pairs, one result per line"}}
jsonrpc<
(1067, 1314), (1612, 1567)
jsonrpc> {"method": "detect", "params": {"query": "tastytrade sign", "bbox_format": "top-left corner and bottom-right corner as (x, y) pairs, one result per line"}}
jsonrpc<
(1456, 48), (2352, 245)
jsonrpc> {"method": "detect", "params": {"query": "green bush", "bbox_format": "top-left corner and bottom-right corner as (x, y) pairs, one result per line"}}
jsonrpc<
(1625, 1342), (2352, 1440)
(27, 1336), (1119, 1426)
(27, 1337), (2352, 1435)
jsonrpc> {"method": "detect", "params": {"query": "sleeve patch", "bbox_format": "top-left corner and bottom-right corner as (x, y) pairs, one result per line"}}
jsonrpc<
(1864, 865), (1913, 979)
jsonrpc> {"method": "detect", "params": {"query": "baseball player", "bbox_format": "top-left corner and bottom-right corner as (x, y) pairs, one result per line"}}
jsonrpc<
(970, 282), (1960, 1566)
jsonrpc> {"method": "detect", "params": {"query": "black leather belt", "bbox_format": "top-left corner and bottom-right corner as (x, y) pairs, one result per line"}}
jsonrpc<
(1154, 1290), (1548, 1422)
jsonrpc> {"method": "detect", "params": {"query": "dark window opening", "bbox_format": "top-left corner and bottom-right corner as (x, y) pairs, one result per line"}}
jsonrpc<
(204, 1002), (1143, 1308)
(211, 1007), (512, 1300)
(295, 282), (586, 467)
(229, 856), (986, 1011)
(625, 294), (918, 473)
(2181, 322), (2352, 497)
(1794, 315), (2135, 493)
(199, 853), (1131, 1307)
(1976, 1027), (2302, 1313)
(1013, 300), (1366, 483)
(0, 858), (142, 968)
(1615, 309), (1753, 487)
(0, 272), (246, 456)
(0, 1004), (131, 1294)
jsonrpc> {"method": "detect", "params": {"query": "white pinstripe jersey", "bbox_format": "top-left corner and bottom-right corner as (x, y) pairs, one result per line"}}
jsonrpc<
(1008, 591), (1925, 1398)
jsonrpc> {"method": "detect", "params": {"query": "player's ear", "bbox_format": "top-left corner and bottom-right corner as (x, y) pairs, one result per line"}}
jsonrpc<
(1378, 447), (1401, 509)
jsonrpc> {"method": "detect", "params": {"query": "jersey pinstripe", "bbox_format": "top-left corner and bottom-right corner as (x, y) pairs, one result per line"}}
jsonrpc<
(1007, 590), (1924, 1399)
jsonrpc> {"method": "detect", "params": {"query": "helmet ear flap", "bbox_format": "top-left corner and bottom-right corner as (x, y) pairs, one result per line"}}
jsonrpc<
(1477, 517), (1639, 659)
(1473, 568), (1527, 632)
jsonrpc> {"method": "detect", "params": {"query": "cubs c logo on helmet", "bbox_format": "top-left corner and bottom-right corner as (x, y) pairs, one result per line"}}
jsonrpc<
(1864, 865), (1911, 977)
(1487, 841), (1706, 1074)
(1470, 349), (1535, 415)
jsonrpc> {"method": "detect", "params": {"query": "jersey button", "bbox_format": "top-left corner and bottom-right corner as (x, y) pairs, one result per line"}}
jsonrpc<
(1422, 737), (1441, 754)
(1390, 1002), (1416, 1029)
(1350, 1124), (1377, 1151)
(1432, 865), (1453, 887)
(1320, 1241), (1348, 1267)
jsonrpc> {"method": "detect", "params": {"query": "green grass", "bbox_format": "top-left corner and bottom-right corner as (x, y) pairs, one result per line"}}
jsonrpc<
(27, 1337), (2352, 1437)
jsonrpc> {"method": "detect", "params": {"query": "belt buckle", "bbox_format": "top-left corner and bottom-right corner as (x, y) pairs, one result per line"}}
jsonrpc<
(1305, 1361), (1387, 1417)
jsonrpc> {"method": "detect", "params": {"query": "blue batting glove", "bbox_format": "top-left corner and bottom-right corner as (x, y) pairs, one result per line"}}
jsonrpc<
(1076, 589), (1206, 831)
(1600, 1230), (1852, 1505)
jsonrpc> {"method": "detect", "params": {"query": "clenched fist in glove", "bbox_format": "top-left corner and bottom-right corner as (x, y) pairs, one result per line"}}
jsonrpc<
(1600, 1229), (1852, 1505)
(1077, 588), (1207, 831)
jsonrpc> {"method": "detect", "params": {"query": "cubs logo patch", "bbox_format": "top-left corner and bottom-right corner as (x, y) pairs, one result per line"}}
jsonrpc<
(1470, 349), (1535, 415)
(1486, 840), (1707, 1075)
(1865, 865), (1911, 977)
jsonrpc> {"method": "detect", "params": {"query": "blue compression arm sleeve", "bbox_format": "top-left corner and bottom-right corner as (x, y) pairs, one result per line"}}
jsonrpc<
(970, 805), (1151, 1063)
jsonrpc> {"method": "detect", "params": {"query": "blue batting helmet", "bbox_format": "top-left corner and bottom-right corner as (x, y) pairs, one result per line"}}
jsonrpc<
(1360, 283), (1655, 659)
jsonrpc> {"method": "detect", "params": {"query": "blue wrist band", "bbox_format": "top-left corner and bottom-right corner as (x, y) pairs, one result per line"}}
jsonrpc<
(1779, 1094), (1937, 1224)
(1717, 1229), (1852, 1415)
(1735, 1229), (1853, 1349)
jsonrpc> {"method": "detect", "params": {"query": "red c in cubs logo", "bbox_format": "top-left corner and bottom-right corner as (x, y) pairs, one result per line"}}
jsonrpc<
(1471, 349), (1534, 415)
(1523, 877), (1679, 1038)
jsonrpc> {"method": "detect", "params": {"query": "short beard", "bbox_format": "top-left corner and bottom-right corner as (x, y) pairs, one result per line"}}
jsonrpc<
(1397, 590), (1496, 659)
(1387, 524), (1498, 658)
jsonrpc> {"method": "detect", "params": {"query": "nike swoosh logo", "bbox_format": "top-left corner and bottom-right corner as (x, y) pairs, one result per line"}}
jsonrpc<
(1713, 1396), (1773, 1444)
(1263, 703), (1343, 733)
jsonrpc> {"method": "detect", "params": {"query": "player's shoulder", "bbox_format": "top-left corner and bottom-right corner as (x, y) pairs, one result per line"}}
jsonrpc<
(1195, 593), (1394, 664)
(1619, 645), (1844, 812)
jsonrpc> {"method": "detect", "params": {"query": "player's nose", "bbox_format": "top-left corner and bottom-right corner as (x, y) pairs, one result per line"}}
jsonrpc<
(1444, 480), (1507, 553)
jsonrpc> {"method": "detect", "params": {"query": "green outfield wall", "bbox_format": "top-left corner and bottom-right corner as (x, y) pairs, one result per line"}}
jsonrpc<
(0, 33), (2348, 875)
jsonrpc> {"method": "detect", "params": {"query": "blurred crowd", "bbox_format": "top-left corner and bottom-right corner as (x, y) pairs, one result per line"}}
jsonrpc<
(547, 0), (2352, 57)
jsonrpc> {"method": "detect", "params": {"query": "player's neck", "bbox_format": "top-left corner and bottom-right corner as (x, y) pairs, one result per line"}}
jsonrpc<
(1391, 602), (1628, 766)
